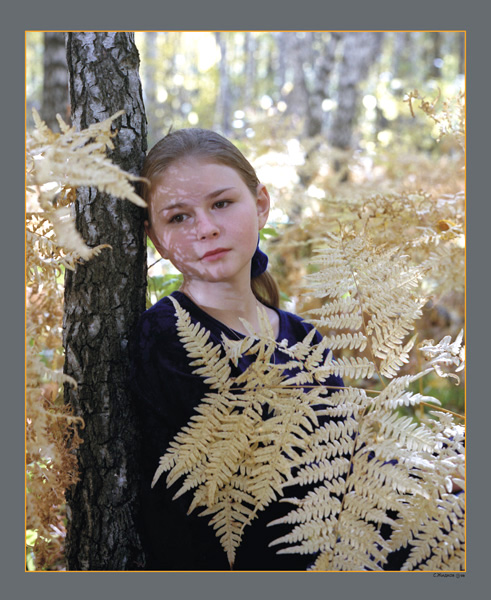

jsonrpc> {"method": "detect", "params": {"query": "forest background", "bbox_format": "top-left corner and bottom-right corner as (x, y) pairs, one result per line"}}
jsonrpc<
(25, 30), (465, 570)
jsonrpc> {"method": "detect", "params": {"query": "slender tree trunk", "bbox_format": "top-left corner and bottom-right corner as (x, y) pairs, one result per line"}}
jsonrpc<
(275, 32), (288, 93)
(305, 32), (341, 138)
(458, 32), (465, 75)
(328, 32), (383, 178)
(41, 32), (69, 131)
(391, 32), (413, 79)
(428, 32), (442, 79)
(143, 32), (159, 147)
(63, 32), (147, 571)
(214, 32), (232, 136)
(243, 32), (256, 107)
(285, 32), (311, 120)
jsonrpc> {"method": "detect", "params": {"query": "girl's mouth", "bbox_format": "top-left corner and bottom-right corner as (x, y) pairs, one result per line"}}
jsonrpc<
(201, 248), (231, 261)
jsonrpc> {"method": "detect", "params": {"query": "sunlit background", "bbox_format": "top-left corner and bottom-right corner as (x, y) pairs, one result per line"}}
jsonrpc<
(26, 30), (465, 409)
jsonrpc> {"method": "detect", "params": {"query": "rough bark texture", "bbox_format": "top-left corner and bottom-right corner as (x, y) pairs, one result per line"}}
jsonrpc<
(41, 32), (69, 131)
(63, 32), (147, 571)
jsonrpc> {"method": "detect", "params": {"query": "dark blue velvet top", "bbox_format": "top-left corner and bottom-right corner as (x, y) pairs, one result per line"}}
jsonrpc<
(129, 291), (344, 571)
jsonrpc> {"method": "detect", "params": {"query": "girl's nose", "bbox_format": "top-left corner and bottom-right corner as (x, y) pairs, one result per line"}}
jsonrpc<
(196, 212), (219, 239)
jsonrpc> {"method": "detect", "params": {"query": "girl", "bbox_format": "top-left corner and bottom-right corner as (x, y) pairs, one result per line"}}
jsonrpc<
(129, 128), (344, 571)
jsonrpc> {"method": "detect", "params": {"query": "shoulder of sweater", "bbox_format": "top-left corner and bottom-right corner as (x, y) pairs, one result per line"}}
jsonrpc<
(275, 307), (322, 342)
(136, 296), (178, 339)
(277, 307), (315, 331)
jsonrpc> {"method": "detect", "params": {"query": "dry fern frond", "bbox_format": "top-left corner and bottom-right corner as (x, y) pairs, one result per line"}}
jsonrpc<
(151, 274), (464, 571)
(269, 368), (464, 570)
(305, 225), (427, 380)
(152, 298), (345, 567)
(26, 109), (147, 569)
(405, 89), (465, 149)
(28, 108), (147, 208)
(419, 330), (465, 384)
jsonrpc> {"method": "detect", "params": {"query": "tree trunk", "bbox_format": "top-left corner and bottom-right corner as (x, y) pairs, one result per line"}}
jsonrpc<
(391, 32), (413, 80)
(243, 32), (256, 107)
(275, 32), (288, 93)
(214, 32), (232, 136)
(428, 32), (442, 79)
(63, 32), (147, 571)
(143, 32), (159, 147)
(41, 32), (69, 131)
(458, 32), (465, 76)
(285, 32), (311, 120)
(305, 32), (341, 138)
(328, 32), (383, 178)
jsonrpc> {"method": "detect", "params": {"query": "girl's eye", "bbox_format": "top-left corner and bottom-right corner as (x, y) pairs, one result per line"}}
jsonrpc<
(170, 214), (188, 224)
(214, 200), (230, 209)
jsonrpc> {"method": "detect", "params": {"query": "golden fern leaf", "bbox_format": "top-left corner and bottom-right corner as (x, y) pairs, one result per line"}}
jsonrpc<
(268, 360), (464, 571)
(28, 108), (147, 208)
(152, 298), (347, 567)
(169, 295), (232, 389)
(305, 226), (427, 380)
(419, 330), (465, 384)
(26, 109), (151, 568)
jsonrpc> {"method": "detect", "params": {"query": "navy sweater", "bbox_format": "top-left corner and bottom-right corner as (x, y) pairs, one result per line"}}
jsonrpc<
(129, 291), (344, 571)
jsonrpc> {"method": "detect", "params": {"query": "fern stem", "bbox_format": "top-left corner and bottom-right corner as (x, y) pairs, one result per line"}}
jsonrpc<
(420, 402), (465, 420)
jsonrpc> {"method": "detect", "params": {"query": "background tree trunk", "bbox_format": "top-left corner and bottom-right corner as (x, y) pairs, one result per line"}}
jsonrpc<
(305, 32), (341, 138)
(63, 32), (147, 571)
(243, 32), (256, 107)
(41, 32), (69, 131)
(458, 32), (465, 75)
(427, 32), (443, 79)
(328, 31), (383, 178)
(392, 32), (414, 80)
(214, 32), (232, 136)
(143, 32), (159, 147)
(285, 32), (310, 122)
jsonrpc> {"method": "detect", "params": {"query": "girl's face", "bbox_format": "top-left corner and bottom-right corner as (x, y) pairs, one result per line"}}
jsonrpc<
(145, 158), (270, 285)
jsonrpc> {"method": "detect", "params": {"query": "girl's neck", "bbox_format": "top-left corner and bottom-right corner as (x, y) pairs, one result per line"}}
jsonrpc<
(179, 278), (276, 337)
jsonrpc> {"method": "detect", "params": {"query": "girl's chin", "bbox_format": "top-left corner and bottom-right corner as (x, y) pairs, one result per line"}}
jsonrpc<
(182, 268), (251, 286)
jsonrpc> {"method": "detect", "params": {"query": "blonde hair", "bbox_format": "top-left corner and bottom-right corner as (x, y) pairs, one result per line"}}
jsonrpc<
(141, 128), (280, 308)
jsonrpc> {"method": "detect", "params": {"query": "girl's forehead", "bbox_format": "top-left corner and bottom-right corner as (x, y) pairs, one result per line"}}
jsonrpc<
(153, 159), (245, 193)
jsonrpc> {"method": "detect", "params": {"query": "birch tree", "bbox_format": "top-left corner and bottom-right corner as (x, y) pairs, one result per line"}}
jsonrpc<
(41, 32), (69, 131)
(63, 31), (147, 571)
(328, 31), (384, 177)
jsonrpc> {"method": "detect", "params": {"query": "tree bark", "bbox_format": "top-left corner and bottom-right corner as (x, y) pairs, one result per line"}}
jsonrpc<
(427, 32), (442, 79)
(41, 32), (69, 131)
(285, 32), (311, 120)
(305, 32), (341, 138)
(458, 32), (465, 75)
(243, 32), (256, 107)
(143, 32), (159, 147)
(391, 32), (413, 80)
(328, 32), (383, 177)
(63, 32), (147, 571)
(214, 32), (232, 136)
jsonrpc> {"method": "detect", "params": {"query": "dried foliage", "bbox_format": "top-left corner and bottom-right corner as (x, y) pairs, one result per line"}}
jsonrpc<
(153, 252), (464, 569)
(26, 109), (146, 569)
(25, 91), (464, 571)
(151, 93), (465, 570)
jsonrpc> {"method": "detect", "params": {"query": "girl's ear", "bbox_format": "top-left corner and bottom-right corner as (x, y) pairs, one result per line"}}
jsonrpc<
(145, 220), (168, 259)
(256, 183), (270, 229)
